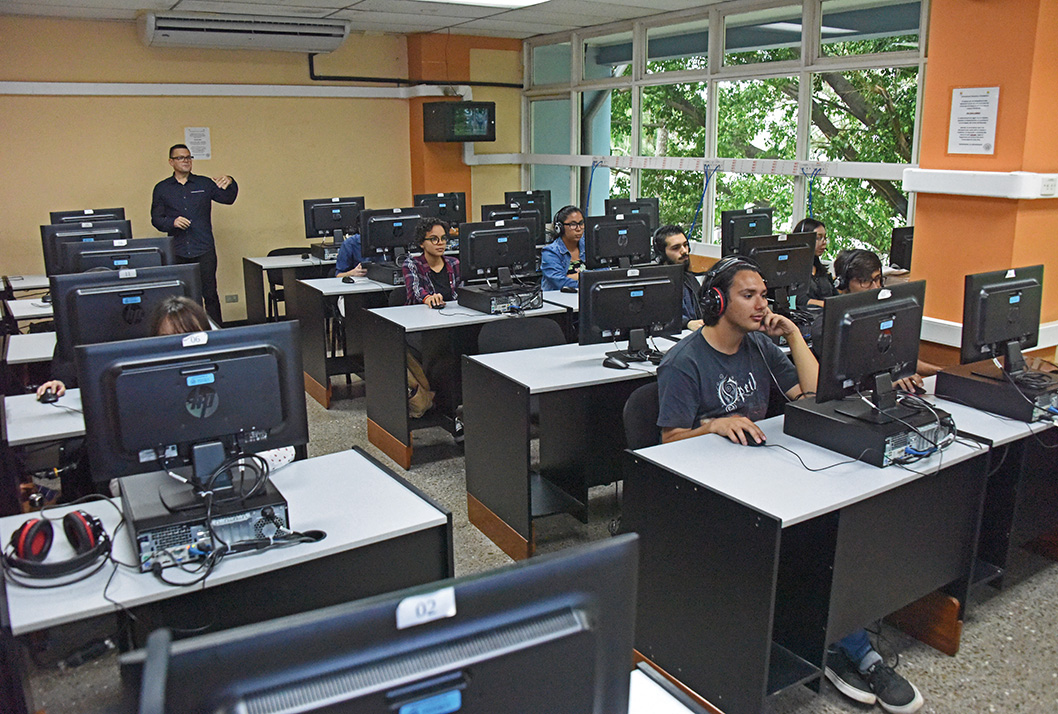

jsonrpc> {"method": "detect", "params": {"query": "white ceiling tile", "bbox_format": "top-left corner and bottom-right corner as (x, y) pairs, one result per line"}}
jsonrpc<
(173, 1), (337, 17)
(351, 0), (501, 20)
(173, 0), (350, 8)
(451, 16), (573, 33)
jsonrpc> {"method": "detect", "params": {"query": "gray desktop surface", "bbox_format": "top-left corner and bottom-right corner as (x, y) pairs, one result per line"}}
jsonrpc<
(921, 375), (1052, 447)
(632, 414), (985, 527)
(2, 389), (84, 446)
(3, 332), (56, 364)
(4, 298), (54, 320)
(245, 254), (334, 270)
(368, 301), (566, 333)
(542, 289), (579, 311)
(298, 276), (395, 296)
(3, 275), (50, 291)
(1, 449), (448, 636)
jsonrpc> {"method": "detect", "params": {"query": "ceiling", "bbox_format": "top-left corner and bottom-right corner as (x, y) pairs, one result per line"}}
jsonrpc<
(0, 0), (718, 40)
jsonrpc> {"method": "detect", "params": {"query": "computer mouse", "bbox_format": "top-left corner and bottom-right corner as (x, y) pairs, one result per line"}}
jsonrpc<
(560, 285), (578, 294)
(301, 253), (310, 260)
(744, 437), (767, 447)
(912, 384), (927, 396)
(602, 356), (629, 370)
(38, 388), (59, 404)
(342, 276), (356, 284)
(431, 302), (445, 310)
(41, 293), (53, 304)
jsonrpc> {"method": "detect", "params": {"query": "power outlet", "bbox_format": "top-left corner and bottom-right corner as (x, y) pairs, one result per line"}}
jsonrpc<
(224, 294), (239, 303)
(1040, 176), (1057, 197)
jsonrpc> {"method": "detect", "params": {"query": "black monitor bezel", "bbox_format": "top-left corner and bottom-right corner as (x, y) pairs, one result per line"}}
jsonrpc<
(736, 232), (815, 302)
(41, 220), (134, 276)
(504, 190), (552, 236)
(49, 207), (126, 224)
(577, 263), (684, 346)
(423, 101), (497, 143)
(604, 198), (660, 234)
(359, 207), (437, 260)
(720, 208), (773, 256)
(583, 215), (652, 270)
(60, 237), (175, 274)
(480, 206), (543, 245)
(959, 264), (1044, 365)
(414, 192), (467, 227)
(302, 196), (365, 240)
(889, 226), (914, 271)
(458, 220), (537, 283)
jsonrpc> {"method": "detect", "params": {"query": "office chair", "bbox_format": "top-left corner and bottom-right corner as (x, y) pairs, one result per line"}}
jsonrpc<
(477, 317), (565, 354)
(622, 381), (660, 450)
(265, 247), (307, 321)
(388, 287), (407, 307)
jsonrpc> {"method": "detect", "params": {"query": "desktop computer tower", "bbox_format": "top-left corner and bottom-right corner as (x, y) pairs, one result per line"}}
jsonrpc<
(366, 262), (404, 287)
(457, 283), (543, 315)
(310, 242), (341, 261)
(935, 360), (1058, 422)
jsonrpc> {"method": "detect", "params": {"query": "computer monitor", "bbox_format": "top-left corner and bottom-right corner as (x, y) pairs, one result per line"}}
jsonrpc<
(604, 198), (660, 233)
(720, 208), (773, 256)
(578, 263), (683, 362)
(458, 220), (537, 287)
(481, 205), (544, 245)
(815, 280), (927, 422)
(504, 190), (551, 235)
(49, 207), (126, 224)
(41, 220), (134, 276)
(359, 207), (436, 262)
(76, 321), (308, 488)
(423, 101), (496, 142)
(51, 264), (202, 365)
(889, 226), (914, 271)
(583, 214), (652, 270)
(414, 192), (467, 227)
(736, 233), (814, 309)
(302, 196), (364, 243)
(122, 534), (638, 714)
(59, 237), (174, 274)
(959, 264), (1044, 376)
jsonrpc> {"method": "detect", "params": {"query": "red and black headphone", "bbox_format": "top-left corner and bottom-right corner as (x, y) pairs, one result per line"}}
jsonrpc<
(699, 256), (761, 321)
(4, 511), (110, 579)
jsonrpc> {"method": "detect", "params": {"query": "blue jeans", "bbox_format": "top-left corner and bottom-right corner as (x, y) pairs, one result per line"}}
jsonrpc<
(836, 629), (873, 666)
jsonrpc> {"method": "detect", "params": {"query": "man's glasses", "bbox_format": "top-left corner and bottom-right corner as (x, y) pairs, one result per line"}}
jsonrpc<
(424, 236), (447, 244)
(170, 155), (193, 161)
(562, 220), (586, 229)
(853, 275), (885, 288)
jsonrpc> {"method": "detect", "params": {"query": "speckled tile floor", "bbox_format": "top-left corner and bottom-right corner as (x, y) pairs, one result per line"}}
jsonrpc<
(20, 382), (1058, 713)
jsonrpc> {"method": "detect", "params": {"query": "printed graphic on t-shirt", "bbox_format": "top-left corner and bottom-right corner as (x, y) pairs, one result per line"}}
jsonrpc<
(568, 258), (583, 275)
(716, 371), (758, 413)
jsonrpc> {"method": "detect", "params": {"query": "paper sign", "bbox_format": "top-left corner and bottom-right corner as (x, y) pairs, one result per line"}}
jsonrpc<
(948, 87), (999, 155)
(185, 127), (212, 160)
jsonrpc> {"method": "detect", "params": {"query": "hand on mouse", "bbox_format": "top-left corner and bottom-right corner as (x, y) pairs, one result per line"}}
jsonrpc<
(424, 293), (445, 308)
(703, 415), (766, 445)
(894, 374), (925, 394)
(36, 380), (66, 399)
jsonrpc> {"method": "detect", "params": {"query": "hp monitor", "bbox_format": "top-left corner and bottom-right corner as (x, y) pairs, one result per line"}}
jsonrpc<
(51, 264), (201, 365)
(303, 196), (364, 244)
(41, 220), (133, 276)
(50, 207), (126, 224)
(735, 233), (814, 309)
(720, 208), (773, 256)
(414, 192), (467, 227)
(504, 190), (552, 236)
(76, 321), (308, 487)
(360, 207), (436, 261)
(578, 263), (683, 362)
(959, 264), (1044, 376)
(59, 237), (174, 274)
(481, 205), (544, 246)
(604, 198), (660, 234)
(583, 214), (652, 270)
(122, 534), (639, 714)
(458, 220), (536, 286)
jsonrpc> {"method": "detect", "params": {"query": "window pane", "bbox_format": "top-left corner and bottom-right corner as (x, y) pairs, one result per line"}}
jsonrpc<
(807, 176), (909, 256)
(809, 67), (917, 164)
(531, 98), (574, 210)
(712, 174), (795, 243)
(532, 165), (573, 210)
(717, 77), (798, 160)
(584, 162), (619, 217)
(821, 0), (920, 57)
(583, 31), (633, 81)
(581, 88), (630, 214)
(647, 19), (709, 74)
(641, 169), (710, 241)
(724, 5), (803, 65)
(532, 42), (571, 86)
(641, 83), (706, 158)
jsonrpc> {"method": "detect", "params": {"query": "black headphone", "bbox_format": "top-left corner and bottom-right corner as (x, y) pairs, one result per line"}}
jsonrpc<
(699, 256), (759, 321)
(652, 225), (686, 263)
(4, 511), (110, 579)
(833, 248), (874, 292)
(551, 205), (581, 238)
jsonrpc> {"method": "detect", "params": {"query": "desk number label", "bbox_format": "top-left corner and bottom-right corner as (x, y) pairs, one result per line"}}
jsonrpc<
(396, 587), (456, 630)
(181, 332), (209, 348)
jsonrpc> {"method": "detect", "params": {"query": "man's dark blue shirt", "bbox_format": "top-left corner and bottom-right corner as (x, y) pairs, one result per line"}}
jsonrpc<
(151, 173), (238, 258)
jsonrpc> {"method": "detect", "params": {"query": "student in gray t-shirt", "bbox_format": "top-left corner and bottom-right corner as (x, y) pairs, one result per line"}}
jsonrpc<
(657, 257), (818, 446)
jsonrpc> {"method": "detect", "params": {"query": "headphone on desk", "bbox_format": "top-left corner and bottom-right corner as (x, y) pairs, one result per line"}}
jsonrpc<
(699, 256), (760, 322)
(3, 510), (110, 579)
(551, 205), (581, 238)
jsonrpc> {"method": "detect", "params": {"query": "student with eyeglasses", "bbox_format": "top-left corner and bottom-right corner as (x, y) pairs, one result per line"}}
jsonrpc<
(793, 217), (837, 308)
(402, 218), (460, 308)
(541, 205), (586, 291)
(150, 144), (237, 326)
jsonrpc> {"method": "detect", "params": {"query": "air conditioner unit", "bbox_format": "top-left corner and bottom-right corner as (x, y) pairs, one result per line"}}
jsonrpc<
(140, 13), (350, 53)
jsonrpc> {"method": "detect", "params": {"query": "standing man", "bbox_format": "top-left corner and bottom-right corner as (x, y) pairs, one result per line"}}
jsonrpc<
(151, 144), (237, 325)
(654, 224), (705, 331)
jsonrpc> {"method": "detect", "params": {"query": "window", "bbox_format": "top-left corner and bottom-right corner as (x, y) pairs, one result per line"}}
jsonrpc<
(583, 31), (633, 81)
(717, 77), (798, 160)
(647, 19), (709, 74)
(642, 169), (711, 240)
(723, 4), (803, 66)
(530, 98), (574, 208)
(532, 42), (572, 86)
(807, 176), (908, 255)
(820, 0), (921, 57)
(641, 83), (706, 158)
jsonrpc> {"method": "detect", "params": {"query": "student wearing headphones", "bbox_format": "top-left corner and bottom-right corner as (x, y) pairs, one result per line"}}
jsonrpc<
(402, 218), (460, 307)
(654, 224), (705, 331)
(793, 217), (837, 308)
(541, 205), (585, 291)
(656, 256), (817, 446)
(814, 248), (940, 388)
(333, 213), (368, 279)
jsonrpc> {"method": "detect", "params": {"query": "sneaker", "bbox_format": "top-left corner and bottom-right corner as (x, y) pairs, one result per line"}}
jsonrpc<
(824, 648), (876, 705)
(864, 661), (924, 714)
(453, 417), (464, 444)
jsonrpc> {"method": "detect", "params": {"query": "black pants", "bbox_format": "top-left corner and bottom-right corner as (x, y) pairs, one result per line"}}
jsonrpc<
(177, 250), (222, 326)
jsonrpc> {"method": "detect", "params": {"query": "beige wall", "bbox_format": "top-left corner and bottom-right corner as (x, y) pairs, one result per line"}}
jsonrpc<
(468, 48), (522, 214)
(2, 17), (526, 322)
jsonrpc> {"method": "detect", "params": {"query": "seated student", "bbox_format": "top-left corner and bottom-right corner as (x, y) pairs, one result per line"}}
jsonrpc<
(402, 218), (459, 307)
(654, 224), (704, 331)
(541, 205), (585, 291)
(656, 256), (817, 446)
(793, 217), (837, 308)
(36, 296), (210, 398)
(819, 248), (941, 388)
(334, 214), (368, 279)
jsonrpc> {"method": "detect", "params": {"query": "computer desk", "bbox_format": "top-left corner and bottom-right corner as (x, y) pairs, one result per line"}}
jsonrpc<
(242, 254), (335, 324)
(363, 302), (566, 470)
(462, 336), (685, 560)
(623, 415), (988, 714)
(290, 276), (400, 409)
(3, 332), (55, 365)
(0, 447), (454, 714)
(1, 275), (49, 300)
(0, 389), (85, 517)
(3, 297), (53, 323)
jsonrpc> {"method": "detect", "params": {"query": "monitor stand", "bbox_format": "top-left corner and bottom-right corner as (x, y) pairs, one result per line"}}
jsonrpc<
(833, 373), (919, 424)
(606, 329), (663, 364)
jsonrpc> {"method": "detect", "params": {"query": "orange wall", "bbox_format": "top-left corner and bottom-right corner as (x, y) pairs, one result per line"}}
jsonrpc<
(915, 0), (1058, 325)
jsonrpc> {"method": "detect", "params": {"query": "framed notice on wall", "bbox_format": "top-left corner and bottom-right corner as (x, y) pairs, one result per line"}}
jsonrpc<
(948, 87), (999, 155)
(185, 127), (211, 161)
